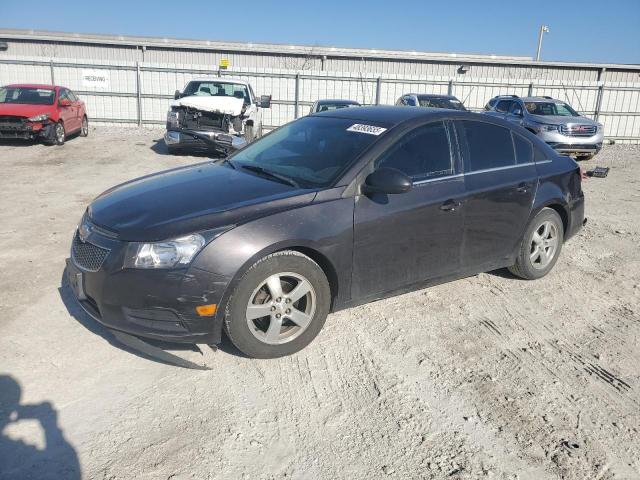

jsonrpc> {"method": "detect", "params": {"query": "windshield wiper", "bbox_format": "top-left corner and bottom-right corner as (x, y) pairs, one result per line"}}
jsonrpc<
(239, 164), (300, 188)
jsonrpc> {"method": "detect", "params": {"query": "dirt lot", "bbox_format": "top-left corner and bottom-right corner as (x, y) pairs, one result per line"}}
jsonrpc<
(0, 127), (639, 480)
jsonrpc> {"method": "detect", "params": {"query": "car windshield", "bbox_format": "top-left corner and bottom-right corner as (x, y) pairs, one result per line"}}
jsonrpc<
(0, 87), (56, 105)
(418, 97), (467, 111)
(228, 116), (386, 188)
(525, 101), (579, 116)
(183, 81), (250, 104)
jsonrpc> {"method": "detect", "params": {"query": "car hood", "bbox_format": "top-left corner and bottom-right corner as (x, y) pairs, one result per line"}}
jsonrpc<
(528, 114), (598, 126)
(0, 103), (55, 118)
(88, 162), (316, 241)
(170, 96), (244, 116)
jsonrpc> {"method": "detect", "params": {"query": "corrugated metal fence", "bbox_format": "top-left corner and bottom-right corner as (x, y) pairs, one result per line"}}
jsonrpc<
(1, 55), (639, 143)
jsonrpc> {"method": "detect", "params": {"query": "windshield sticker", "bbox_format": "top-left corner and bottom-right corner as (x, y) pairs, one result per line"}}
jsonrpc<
(347, 124), (387, 136)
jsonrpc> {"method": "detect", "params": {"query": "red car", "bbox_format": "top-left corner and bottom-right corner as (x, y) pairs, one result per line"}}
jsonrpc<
(0, 84), (88, 145)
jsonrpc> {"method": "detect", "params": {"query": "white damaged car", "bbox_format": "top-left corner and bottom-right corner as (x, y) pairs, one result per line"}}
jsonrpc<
(164, 77), (271, 155)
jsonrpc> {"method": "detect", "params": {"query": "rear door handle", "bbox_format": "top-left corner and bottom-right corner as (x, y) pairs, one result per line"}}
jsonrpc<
(440, 199), (461, 212)
(516, 183), (531, 194)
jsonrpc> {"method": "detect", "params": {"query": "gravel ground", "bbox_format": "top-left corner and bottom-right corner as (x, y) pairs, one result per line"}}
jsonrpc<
(0, 127), (639, 480)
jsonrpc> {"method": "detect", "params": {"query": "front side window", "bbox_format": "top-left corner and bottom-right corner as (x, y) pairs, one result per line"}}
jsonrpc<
(495, 100), (514, 113)
(375, 121), (453, 181)
(229, 116), (385, 188)
(0, 87), (56, 105)
(457, 120), (516, 172)
(183, 81), (251, 104)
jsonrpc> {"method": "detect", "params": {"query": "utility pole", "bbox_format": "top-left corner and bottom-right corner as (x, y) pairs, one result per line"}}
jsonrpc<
(535, 25), (550, 61)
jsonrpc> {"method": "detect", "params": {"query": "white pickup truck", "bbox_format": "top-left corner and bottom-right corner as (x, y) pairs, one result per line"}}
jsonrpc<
(164, 77), (271, 155)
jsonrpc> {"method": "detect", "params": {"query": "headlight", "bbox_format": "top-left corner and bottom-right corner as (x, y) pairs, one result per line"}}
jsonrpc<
(167, 110), (179, 127)
(125, 234), (205, 269)
(28, 114), (49, 122)
(538, 124), (559, 132)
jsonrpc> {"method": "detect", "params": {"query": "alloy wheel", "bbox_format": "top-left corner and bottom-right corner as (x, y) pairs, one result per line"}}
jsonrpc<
(56, 123), (65, 143)
(246, 272), (316, 345)
(529, 220), (558, 270)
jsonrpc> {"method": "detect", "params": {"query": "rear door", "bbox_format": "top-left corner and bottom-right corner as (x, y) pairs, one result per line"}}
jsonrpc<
(454, 120), (537, 271)
(352, 120), (465, 299)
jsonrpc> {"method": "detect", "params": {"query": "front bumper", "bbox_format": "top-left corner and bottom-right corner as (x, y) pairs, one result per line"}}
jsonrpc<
(537, 129), (604, 155)
(0, 120), (53, 141)
(66, 230), (229, 344)
(164, 128), (246, 154)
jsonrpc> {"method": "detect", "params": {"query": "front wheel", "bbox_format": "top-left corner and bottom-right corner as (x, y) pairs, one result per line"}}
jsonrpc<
(509, 208), (564, 280)
(224, 251), (331, 358)
(48, 121), (66, 146)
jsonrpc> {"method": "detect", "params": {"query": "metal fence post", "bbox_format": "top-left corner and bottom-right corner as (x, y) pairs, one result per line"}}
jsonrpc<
(49, 59), (55, 85)
(136, 61), (142, 127)
(447, 79), (453, 96)
(528, 82), (533, 97)
(294, 73), (300, 119)
(594, 68), (606, 122)
(375, 77), (382, 105)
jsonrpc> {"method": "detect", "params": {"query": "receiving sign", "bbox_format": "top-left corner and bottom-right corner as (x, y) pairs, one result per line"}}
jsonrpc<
(82, 70), (110, 89)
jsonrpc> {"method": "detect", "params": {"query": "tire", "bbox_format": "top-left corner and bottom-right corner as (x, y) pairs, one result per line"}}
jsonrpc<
(47, 121), (66, 146)
(576, 154), (595, 161)
(245, 124), (255, 143)
(509, 208), (564, 280)
(224, 250), (331, 358)
(80, 116), (89, 137)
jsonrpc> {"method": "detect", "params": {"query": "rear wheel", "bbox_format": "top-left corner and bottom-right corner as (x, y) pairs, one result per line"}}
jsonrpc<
(224, 251), (330, 358)
(509, 208), (564, 280)
(80, 116), (89, 137)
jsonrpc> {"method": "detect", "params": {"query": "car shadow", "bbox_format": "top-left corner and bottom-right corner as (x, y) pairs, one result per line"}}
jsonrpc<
(58, 268), (223, 369)
(0, 374), (81, 479)
(0, 139), (39, 147)
(487, 267), (520, 280)
(150, 137), (221, 158)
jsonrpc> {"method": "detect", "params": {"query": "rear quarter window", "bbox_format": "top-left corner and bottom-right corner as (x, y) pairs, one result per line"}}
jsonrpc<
(512, 132), (533, 164)
(457, 120), (516, 172)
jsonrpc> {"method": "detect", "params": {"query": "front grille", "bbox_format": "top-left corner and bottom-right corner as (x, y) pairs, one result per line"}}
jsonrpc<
(71, 232), (110, 272)
(560, 124), (597, 137)
(0, 116), (30, 132)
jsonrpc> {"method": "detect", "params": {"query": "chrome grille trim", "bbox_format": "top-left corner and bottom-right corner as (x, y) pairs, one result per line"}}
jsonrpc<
(560, 124), (597, 137)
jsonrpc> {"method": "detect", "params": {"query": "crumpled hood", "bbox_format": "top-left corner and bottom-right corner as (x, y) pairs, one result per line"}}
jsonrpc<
(88, 162), (316, 242)
(171, 96), (244, 116)
(529, 114), (598, 126)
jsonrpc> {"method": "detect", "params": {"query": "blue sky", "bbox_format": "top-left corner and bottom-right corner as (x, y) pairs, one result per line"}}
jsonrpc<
(2, 0), (639, 64)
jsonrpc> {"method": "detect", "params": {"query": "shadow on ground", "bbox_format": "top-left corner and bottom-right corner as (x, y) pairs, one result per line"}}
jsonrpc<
(0, 374), (80, 480)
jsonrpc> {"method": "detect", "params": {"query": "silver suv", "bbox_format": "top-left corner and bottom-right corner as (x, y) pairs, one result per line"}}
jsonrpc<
(483, 95), (603, 159)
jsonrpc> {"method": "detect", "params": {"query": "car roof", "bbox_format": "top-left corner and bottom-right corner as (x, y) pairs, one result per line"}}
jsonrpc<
(316, 99), (360, 104)
(492, 95), (564, 103)
(406, 93), (459, 100)
(313, 105), (484, 126)
(4, 84), (58, 90)
(188, 77), (250, 85)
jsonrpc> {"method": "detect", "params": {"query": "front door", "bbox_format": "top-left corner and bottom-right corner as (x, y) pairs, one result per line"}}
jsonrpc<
(352, 120), (465, 300)
(454, 119), (537, 270)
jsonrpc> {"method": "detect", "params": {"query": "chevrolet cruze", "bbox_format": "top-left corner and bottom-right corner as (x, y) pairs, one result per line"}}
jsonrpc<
(66, 107), (585, 358)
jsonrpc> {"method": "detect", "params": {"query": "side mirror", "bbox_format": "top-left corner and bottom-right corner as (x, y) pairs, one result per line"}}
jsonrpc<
(259, 95), (272, 108)
(363, 167), (413, 195)
(513, 108), (523, 117)
(59, 98), (72, 107)
(174, 90), (181, 100)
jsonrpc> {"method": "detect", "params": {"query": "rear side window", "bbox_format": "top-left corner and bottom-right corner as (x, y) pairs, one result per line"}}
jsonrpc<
(512, 133), (533, 164)
(375, 121), (453, 181)
(457, 120), (516, 172)
(484, 98), (498, 111)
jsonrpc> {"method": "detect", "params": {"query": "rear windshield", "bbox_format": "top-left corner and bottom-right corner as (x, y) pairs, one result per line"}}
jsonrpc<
(525, 101), (579, 116)
(228, 116), (385, 188)
(314, 103), (359, 112)
(0, 87), (56, 105)
(418, 96), (466, 111)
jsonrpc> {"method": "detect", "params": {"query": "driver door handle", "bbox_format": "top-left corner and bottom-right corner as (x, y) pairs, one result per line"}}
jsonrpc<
(516, 182), (531, 194)
(440, 199), (461, 212)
